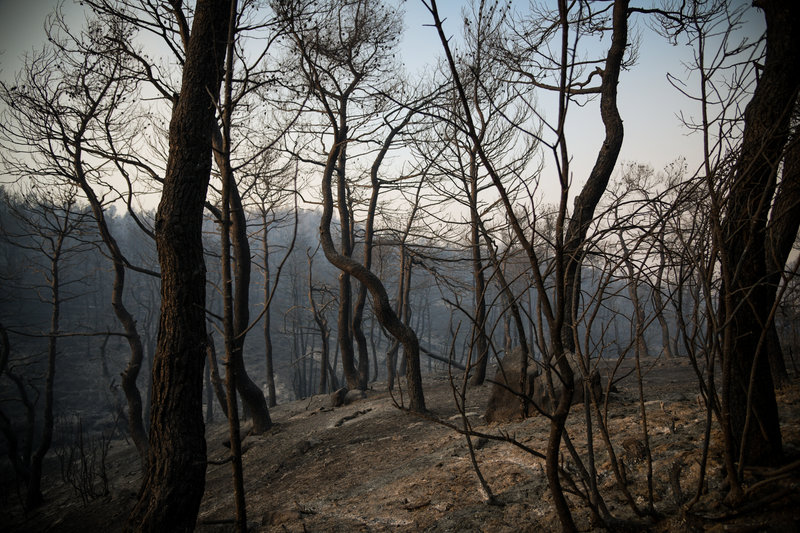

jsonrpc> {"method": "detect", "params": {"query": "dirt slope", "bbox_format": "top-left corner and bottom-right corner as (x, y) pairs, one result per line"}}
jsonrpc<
(3, 357), (800, 532)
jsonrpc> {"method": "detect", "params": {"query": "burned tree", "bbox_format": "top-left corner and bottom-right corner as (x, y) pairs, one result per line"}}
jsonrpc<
(127, 0), (232, 529)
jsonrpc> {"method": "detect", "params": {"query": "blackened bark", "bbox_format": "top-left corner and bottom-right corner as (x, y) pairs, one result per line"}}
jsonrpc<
(468, 152), (490, 386)
(551, 2), (628, 530)
(352, 293), (370, 389)
(336, 118), (358, 390)
(219, 9), (248, 520)
(127, 1), (231, 530)
(0, 325), (32, 484)
(720, 0), (799, 468)
(764, 121), (800, 388)
(385, 247), (407, 392)
(561, 0), (627, 354)
(338, 269), (357, 388)
(397, 251), (413, 378)
(261, 214), (277, 407)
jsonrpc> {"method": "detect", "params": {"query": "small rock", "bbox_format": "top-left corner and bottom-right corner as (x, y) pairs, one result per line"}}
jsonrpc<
(296, 438), (321, 454)
(330, 387), (348, 407)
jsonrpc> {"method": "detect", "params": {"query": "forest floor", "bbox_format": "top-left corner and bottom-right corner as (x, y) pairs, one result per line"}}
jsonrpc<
(3, 355), (800, 532)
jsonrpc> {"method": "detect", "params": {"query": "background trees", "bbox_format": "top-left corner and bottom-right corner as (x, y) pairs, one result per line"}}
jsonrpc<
(0, 7), (155, 461)
(0, 185), (94, 509)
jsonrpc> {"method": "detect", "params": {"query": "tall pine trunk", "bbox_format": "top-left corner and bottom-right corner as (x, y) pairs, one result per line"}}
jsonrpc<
(127, 1), (231, 529)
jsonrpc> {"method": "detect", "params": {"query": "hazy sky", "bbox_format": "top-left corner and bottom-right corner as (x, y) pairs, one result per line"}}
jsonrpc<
(401, 2), (706, 192)
(401, 2), (764, 197)
(0, 0), (63, 76)
(0, 0), (766, 201)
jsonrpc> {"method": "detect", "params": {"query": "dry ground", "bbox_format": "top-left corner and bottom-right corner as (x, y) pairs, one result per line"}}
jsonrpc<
(3, 356), (800, 532)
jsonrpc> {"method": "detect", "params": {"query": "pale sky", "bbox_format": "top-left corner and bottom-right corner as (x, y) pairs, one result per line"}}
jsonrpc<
(0, 0), (766, 203)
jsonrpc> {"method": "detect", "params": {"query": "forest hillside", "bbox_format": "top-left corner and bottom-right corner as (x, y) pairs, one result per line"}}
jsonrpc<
(3, 355), (799, 532)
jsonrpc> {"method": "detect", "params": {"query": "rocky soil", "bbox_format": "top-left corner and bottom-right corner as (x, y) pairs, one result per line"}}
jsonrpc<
(3, 356), (800, 532)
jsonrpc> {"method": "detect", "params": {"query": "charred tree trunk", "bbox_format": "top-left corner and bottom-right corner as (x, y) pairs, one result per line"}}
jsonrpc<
(261, 213), (277, 407)
(720, 0), (799, 469)
(319, 130), (425, 412)
(763, 112), (800, 389)
(468, 150), (490, 386)
(26, 232), (64, 509)
(552, 1), (628, 529)
(228, 175), (271, 432)
(335, 116), (358, 390)
(561, 0), (627, 356)
(127, 1), (231, 529)
(0, 326), (30, 488)
(386, 247), (407, 392)
(219, 8), (248, 522)
(211, 128), (272, 433)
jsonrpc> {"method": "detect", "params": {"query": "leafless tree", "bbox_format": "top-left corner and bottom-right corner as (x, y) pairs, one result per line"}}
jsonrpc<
(275, 0), (426, 410)
(661, 0), (800, 501)
(0, 9), (156, 461)
(0, 185), (93, 509)
(425, 0), (632, 528)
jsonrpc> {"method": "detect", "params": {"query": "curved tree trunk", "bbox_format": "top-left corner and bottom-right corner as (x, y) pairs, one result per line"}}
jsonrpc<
(560, 1), (627, 355)
(351, 112), (412, 390)
(426, 0), (629, 528)
(552, 2), (628, 528)
(319, 131), (425, 412)
(127, 1), (231, 529)
(74, 164), (148, 462)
